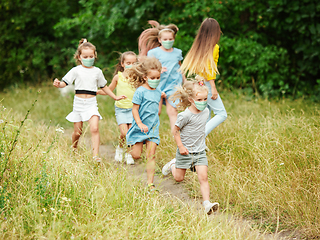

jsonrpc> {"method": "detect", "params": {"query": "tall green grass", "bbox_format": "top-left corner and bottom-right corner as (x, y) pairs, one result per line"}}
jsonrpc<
(0, 86), (276, 239)
(1, 83), (319, 238)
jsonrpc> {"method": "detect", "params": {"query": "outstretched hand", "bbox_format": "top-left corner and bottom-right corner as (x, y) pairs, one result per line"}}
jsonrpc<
(53, 78), (61, 88)
(115, 95), (127, 101)
(161, 67), (167, 73)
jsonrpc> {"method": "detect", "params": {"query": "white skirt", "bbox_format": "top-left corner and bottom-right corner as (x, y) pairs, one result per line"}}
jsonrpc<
(66, 96), (102, 122)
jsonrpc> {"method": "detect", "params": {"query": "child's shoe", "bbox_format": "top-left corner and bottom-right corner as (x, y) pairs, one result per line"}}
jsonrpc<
(203, 201), (219, 215)
(125, 153), (134, 165)
(114, 145), (123, 162)
(162, 158), (176, 175)
(93, 155), (102, 163)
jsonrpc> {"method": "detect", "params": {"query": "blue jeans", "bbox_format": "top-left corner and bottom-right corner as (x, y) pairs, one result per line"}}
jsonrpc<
(204, 81), (227, 136)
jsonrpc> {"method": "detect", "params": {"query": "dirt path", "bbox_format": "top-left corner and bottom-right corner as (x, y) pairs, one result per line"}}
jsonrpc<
(71, 130), (300, 240)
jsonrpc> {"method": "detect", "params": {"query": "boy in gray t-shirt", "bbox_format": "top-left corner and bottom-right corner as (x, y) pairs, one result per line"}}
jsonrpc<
(162, 81), (219, 215)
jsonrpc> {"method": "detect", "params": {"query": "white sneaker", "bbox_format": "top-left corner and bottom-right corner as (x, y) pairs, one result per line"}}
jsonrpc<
(125, 153), (134, 165)
(204, 202), (219, 215)
(114, 146), (123, 162)
(162, 158), (176, 175)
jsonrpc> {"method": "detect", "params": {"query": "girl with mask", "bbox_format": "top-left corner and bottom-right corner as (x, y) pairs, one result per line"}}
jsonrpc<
(180, 18), (227, 136)
(139, 21), (185, 132)
(125, 57), (162, 191)
(53, 38), (126, 162)
(162, 80), (219, 215)
(97, 51), (137, 164)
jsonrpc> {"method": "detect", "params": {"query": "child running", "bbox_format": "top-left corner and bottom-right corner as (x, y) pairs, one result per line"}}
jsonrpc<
(162, 80), (219, 214)
(138, 20), (185, 132)
(53, 38), (126, 162)
(125, 57), (162, 190)
(180, 18), (227, 136)
(97, 51), (137, 164)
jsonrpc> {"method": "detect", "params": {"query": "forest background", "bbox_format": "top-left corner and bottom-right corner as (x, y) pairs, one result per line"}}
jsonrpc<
(1, 0), (320, 99)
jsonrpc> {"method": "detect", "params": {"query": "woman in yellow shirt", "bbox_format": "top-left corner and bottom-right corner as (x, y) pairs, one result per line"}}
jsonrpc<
(180, 18), (227, 136)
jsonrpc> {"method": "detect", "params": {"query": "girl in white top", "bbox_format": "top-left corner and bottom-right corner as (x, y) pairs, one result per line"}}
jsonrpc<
(97, 51), (137, 164)
(53, 38), (126, 162)
(162, 80), (219, 214)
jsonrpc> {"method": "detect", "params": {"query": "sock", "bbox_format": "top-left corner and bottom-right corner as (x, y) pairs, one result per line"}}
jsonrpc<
(203, 200), (210, 206)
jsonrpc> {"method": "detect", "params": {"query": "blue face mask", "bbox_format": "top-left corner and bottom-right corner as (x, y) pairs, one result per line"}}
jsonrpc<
(81, 58), (95, 67)
(193, 100), (207, 111)
(162, 40), (174, 50)
(125, 65), (132, 69)
(148, 78), (160, 89)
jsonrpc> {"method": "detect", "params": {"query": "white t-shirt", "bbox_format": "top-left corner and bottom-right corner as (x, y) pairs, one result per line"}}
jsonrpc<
(175, 108), (209, 153)
(62, 65), (107, 92)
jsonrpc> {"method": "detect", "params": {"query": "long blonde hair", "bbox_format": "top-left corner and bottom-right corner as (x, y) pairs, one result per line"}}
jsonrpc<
(171, 80), (208, 111)
(125, 57), (162, 89)
(73, 38), (97, 65)
(138, 20), (179, 56)
(180, 18), (221, 77)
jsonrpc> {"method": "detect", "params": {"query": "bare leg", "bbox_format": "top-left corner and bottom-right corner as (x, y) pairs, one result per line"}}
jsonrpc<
(165, 99), (178, 132)
(72, 122), (83, 149)
(129, 142), (143, 159)
(171, 165), (187, 182)
(145, 141), (157, 185)
(195, 165), (210, 201)
(118, 123), (131, 148)
(88, 115), (100, 157)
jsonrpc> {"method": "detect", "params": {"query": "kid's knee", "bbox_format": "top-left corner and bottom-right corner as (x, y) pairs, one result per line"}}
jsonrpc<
(130, 151), (141, 160)
(90, 126), (99, 134)
(174, 176), (184, 182)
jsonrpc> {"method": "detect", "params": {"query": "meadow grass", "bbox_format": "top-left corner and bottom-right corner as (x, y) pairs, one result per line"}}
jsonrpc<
(0, 86), (276, 239)
(1, 83), (319, 238)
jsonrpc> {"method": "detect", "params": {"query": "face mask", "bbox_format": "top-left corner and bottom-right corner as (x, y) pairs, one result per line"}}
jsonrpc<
(148, 78), (160, 89)
(125, 65), (132, 69)
(81, 58), (95, 67)
(161, 40), (174, 50)
(193, 100), (207, 111)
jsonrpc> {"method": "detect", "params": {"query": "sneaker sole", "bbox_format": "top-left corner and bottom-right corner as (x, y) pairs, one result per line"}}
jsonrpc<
(207, 203), (219, 215)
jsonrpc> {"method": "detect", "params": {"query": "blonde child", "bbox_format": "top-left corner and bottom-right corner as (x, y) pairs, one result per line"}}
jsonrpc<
(125, 57), (162, 189)
(53, 38), (126, 162)
(139, 20), (185, 132)
(162, 80), (219, 214)
(180, 18), (227, 136)
(97, 51), (137, 164)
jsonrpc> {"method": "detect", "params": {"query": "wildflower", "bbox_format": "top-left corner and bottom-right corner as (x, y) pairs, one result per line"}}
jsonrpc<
(42, 208), (47, 212)
(1, 152), (4, 155)
(0, 120), (4, 123)
(279, 163), (284, 166)
(56, 127), (64, 133)
(50, 208), (55, 212)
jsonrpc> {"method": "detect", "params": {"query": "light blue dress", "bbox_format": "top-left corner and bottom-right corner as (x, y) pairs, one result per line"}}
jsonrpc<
(126, 86), (161, 145)
(147, 47), (183, 107)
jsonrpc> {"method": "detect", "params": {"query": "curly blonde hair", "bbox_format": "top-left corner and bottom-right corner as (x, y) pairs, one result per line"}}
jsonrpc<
(74, 38), (97, 65)
(138, 20), (179, 56)
(125, 57), (162, 89)
(170, 80), (208, 111)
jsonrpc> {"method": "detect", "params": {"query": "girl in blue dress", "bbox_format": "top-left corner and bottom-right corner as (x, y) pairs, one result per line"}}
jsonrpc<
(125, 57), (162, 189)
(138, 21), (185, 132)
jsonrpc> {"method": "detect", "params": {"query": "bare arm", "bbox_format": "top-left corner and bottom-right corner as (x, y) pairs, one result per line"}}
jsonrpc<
(132, 103), (148, 133)
(172, 125), (189, 155)
(53, 78), (67, 88)
(207, 79), (218, 100)
(97, 75), (118, 95)
(101, 85), (126, 101)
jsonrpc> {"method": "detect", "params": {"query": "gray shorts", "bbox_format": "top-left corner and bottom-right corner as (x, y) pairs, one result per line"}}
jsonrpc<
(175, 149), (208, 170)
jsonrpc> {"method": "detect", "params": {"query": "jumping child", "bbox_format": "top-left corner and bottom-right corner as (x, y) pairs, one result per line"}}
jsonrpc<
(138, 20), (185, 132)
(125, 57), (162, 189)
(53, 38), (126, 162)
(180, 18), (227, 136)
(162, 80), (219, 214)
(97, 51), (137, 164)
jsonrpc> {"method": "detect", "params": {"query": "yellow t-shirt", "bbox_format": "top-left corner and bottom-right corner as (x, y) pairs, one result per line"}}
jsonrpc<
(115, 72), (135, 109)
(200, 44), (219, 81)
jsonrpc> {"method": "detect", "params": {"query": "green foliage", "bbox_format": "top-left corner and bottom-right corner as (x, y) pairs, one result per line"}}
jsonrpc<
(1, 0), (319, 98)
